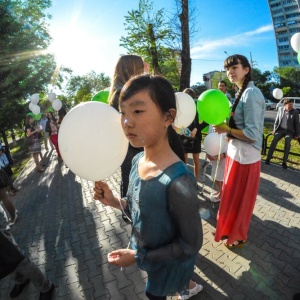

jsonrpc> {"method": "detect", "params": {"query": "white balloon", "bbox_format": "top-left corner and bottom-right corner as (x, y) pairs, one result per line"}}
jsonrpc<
(52, 99), (62, 111)
(273, 88), (283, 100)
(58, 102), (128, 181)
(48, 92), (56, 102)
(31, 93), (39, 105)
(31, 104), (40, 115)
(204, 132), (223, 156)
(29, 102), (35, 111)
(291, 33), (300, 53)
(173, 92), (196, 128)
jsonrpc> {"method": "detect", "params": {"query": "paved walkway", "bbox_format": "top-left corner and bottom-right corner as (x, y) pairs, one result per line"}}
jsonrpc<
(0, 150), (299, 300)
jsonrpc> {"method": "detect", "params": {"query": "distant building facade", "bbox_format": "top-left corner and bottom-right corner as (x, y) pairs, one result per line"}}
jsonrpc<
(268, 0), (300, 68)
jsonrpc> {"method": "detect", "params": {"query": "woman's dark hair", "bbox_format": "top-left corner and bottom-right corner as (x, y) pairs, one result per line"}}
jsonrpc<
(58, 107), (67, 124)
(119, 74), (185, 162)
(47, 111), (56, 122)
(224, 54), (251, 137)
(25, 115), (33, 124)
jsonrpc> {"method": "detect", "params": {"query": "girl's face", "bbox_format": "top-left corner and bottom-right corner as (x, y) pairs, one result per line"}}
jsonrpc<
(226, 63), (249, 87)
(120, 90), (169, 148)
(47, 113), (52, 119)
(29, 117), (34, 124)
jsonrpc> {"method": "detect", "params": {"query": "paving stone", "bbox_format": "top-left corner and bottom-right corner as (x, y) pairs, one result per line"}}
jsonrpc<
(0, 151), (299, 300)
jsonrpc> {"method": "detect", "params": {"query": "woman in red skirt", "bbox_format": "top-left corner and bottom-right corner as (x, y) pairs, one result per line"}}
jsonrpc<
(46, 112), (62, 161)
(213, 54), (265, 248)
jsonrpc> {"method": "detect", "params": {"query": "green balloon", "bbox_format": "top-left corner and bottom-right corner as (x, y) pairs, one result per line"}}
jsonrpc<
(34, 113), (42, 121)
(27, 112), (42, 121)
(47, 106), (54, 112)
(197, 89), (230, 125)
(201, 125), (209, 133)
(92, 90), (109, 104)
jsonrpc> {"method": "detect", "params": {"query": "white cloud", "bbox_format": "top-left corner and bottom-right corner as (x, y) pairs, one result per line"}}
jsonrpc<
(191, 24), (274, 59)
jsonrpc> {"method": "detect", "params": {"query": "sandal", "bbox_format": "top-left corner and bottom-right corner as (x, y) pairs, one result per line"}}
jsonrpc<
(36, 168), (45, 172)
(224, 240), (247, 249)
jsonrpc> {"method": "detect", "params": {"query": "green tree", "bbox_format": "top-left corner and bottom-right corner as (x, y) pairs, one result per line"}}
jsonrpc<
(0, 0), (56, 145)
(273, 66), (300, 96)
(120, 0), (179, 86)
(65, 71), (110, 106)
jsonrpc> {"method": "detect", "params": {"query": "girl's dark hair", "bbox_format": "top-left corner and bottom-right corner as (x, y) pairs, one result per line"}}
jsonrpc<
(224, 54), (252, 137)
(119, 74), (185, 162)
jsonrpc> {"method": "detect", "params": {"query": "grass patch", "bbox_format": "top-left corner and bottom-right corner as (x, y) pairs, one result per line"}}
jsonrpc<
(262, 122), (300, 170)
(9, 138), (31, 181)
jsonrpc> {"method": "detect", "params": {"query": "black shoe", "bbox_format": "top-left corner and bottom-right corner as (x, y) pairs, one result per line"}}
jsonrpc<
(39, 283), (54, 300)
(265, 159), (270, 165)
(282, 162), (287, 169)
(10, 279), (30, 298)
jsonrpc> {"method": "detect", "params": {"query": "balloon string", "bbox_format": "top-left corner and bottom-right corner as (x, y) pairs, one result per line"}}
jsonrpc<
(210, 135), (223, 204)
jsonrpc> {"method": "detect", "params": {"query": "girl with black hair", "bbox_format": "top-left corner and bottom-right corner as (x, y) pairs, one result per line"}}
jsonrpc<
(213, 54), (265, 248)
(94, 74), (203, 299)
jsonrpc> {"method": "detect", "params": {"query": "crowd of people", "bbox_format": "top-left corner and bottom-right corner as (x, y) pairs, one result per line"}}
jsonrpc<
(1, 53), (299, 300)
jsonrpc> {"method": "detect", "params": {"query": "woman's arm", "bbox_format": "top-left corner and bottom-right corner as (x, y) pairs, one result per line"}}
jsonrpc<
(26, 126), (38, 137)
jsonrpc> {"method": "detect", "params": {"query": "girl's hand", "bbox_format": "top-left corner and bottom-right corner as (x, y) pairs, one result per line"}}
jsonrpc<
(213, 122), (229, 134)
(93, 181), (117, 207)
(107, 249), (136, 267)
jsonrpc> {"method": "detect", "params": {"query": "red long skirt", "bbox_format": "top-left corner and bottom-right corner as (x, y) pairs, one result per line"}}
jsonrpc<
(50, 134), (61, 158)
(214, 156), (261, 245)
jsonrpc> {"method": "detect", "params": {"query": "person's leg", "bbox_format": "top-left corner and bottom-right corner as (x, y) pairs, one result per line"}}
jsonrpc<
(43, 132), (49, 151)
(282, 134), (292, 164)
(213, 180), (223, 198)
(266, 130), (285, 160)
(33, 153), (44, 171)
(14, 256), (52, 293)
(0, 187), (16, 221)
(145, 291), (166, 300)
(192, 153), (200, 180)
(184, 153), (188, 164)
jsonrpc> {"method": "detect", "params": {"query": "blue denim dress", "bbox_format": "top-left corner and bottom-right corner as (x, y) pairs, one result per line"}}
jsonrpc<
(125, 152), (203, 296)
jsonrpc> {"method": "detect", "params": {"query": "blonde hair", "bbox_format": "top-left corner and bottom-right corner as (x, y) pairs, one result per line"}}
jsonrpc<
(108, 55), (145, 110)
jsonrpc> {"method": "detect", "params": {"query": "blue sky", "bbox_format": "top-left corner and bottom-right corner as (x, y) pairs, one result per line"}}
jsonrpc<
(47, 0), (277, 85)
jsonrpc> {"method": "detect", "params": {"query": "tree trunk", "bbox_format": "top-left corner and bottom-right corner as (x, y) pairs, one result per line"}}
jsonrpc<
(179, 0), (191, 91)
(147, 24), (162, 74)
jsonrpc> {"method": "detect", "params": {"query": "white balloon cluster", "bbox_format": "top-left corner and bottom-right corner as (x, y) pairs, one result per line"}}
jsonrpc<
(28, 92), (63, 116)
(29, 94), (40, 115)
(47, 93), (62, 111)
